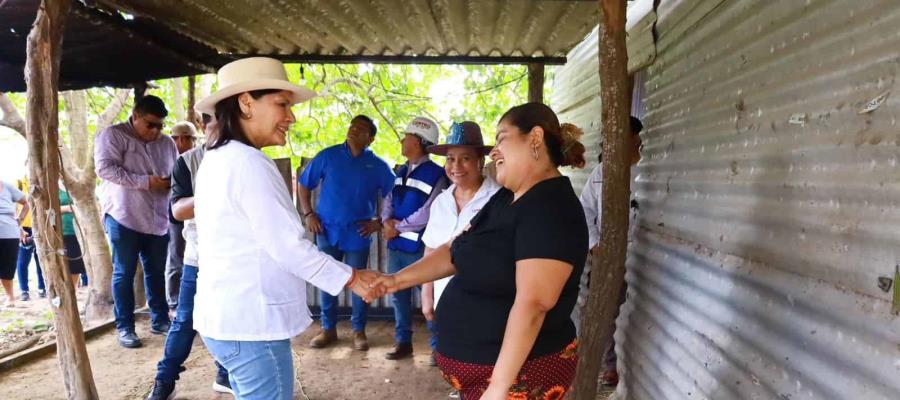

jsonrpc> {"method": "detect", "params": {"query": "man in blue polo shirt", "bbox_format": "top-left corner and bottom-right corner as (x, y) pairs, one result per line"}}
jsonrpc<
(298, 114), (395, 351)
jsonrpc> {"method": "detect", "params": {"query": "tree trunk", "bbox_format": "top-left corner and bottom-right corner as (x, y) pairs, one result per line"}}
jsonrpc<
(24, 0), (99, 398)
(172, 77), (185, 121)
(572, 1), (631, 399)
(56, 88), (127, 322)
(187, 75), (198, 126)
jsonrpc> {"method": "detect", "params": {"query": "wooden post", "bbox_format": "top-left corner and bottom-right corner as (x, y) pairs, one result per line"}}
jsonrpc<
(187, 75), (198, 126)
(527, 63), (544, 103)
(24, 0), (99, 398)
(572, 1), (631, 399)
(133, 81), (147, 101)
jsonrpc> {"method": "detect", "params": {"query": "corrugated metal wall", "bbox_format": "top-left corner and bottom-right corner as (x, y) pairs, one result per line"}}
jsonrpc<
(553, 0), (900, 399)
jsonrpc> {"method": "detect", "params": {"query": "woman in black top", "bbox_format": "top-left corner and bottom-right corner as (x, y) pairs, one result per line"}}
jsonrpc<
(374, 102), (588, 400)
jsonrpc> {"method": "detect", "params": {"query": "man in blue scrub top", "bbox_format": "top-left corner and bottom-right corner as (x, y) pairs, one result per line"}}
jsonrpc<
(298, 115), (395, 351)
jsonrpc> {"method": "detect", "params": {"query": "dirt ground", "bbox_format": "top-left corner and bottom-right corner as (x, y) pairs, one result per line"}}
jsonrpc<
(1, 319), (457, 399)
(2, 274), (615, 399)
(0, 275), (90, 358)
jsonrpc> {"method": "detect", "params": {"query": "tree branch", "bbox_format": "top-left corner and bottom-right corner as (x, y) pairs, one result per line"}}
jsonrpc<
(98, 89), (129, 131)
(319, 76), (402, 141)
(0, 92), (26, 136)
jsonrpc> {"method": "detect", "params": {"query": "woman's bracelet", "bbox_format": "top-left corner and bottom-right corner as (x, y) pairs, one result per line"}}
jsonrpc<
(345, 268), (358, 288)
(303, 211), (314, 218)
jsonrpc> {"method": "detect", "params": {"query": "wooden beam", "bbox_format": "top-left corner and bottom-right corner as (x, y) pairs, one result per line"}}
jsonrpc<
(247, 53), (568, 65)
(572, 0), (631, 398)
(527, 63), (545, 103)
(24, 0), (99, 398)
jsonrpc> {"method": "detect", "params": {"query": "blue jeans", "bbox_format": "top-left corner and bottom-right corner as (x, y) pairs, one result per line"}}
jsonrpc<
(317, 234), (369, 332)
(156, 265), (227, 382)
(388, 248), (424, 344)
(16, 227), (45, 293)
(203, 337), (293, 400)
(427, 320), (437, 350)
(105, 215), (170, 331)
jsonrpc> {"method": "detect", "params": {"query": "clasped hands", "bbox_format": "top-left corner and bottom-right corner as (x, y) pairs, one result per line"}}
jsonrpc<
(347, 270), (402, 303)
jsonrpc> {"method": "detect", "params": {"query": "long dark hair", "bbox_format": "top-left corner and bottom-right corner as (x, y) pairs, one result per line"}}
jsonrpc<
(207, 89), (282, 150)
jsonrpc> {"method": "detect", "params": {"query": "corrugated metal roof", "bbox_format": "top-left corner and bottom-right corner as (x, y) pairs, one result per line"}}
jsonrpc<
(554, 0), (900, 398)
(0, 0), (223, 91)
(96, 0), (599, 60)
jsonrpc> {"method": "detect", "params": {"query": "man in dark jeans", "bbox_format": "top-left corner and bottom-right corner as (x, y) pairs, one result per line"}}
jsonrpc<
(299, 115), (395, 352)
(164, 122), (199, 310)
(148, 115), (231, 400)
(95, 95), (176, 348)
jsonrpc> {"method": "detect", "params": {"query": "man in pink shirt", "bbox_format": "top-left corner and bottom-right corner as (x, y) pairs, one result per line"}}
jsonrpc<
(95, 95), (177, 349)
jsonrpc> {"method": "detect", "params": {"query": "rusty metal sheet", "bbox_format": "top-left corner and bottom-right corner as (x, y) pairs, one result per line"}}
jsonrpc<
(553, 0), (900, 399)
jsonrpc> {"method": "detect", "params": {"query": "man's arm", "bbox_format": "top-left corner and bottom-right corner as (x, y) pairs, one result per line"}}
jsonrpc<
(298, 153), (326, 233)
(94, 128), (152, 190)
(170, 157), (194, 221)
(394, 175), (449, 232)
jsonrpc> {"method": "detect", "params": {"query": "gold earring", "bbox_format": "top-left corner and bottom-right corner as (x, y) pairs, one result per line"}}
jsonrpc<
(532, 146), (539, 160)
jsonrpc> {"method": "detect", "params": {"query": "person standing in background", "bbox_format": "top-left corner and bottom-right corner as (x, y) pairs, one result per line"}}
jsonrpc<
(164, 121), (199, 311)
(1, 179), (29, 307)
(15, 176), (44, 301)
(95, 95), (177, 349)
(381, 116), (448, 360)
(298, 115), (395, 352)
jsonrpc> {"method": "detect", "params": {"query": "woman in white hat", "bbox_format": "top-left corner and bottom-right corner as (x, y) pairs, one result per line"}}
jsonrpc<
(192, 57), (378, 400)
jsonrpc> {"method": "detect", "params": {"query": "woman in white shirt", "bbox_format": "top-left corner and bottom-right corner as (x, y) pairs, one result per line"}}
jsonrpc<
(421, 121), (500, 363)
(192, 57), (378, 400)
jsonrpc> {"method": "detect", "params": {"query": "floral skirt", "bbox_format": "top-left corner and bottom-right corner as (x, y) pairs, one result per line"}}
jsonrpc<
(435, 339), (578, 400)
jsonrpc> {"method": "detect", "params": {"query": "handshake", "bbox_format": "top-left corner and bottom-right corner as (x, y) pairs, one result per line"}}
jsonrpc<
(346, 270), (402, 303)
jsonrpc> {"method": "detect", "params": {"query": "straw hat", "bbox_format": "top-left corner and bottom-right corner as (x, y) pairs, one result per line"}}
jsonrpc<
(195, 57), (316, 115)
(427, 121), (492, 156)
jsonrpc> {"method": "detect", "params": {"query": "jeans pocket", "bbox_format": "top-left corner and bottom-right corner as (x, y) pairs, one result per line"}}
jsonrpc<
(207, 338), (241, 363)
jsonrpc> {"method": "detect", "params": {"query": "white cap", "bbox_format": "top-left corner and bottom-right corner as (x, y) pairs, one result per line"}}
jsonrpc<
(403, 116), (440, 145)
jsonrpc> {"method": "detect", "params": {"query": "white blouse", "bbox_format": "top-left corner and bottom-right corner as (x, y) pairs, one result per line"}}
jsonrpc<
(193, 141), (352, 341)
(422, 177), (501, 305)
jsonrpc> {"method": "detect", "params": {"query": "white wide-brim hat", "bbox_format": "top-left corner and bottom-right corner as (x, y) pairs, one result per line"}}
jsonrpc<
(195, 57), (316, 115)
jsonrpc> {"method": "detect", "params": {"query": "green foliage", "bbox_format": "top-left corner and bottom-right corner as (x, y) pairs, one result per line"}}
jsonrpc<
(9, 63), (554, 171)
(269, 63), (537, 167)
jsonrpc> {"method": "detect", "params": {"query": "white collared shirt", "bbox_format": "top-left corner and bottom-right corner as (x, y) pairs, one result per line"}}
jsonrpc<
(579, 165), (604, 249)
(193, 141), (352, 341)
(422, 177), (501, 304)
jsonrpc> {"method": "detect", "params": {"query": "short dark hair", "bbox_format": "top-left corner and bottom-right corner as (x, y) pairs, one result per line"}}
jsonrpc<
(207, 89), (282, 150)
(598, 116), (643, 163)
(352, 115), (377, 137)
(630, 116), (643, 136)
(134, 95), (168, 118)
